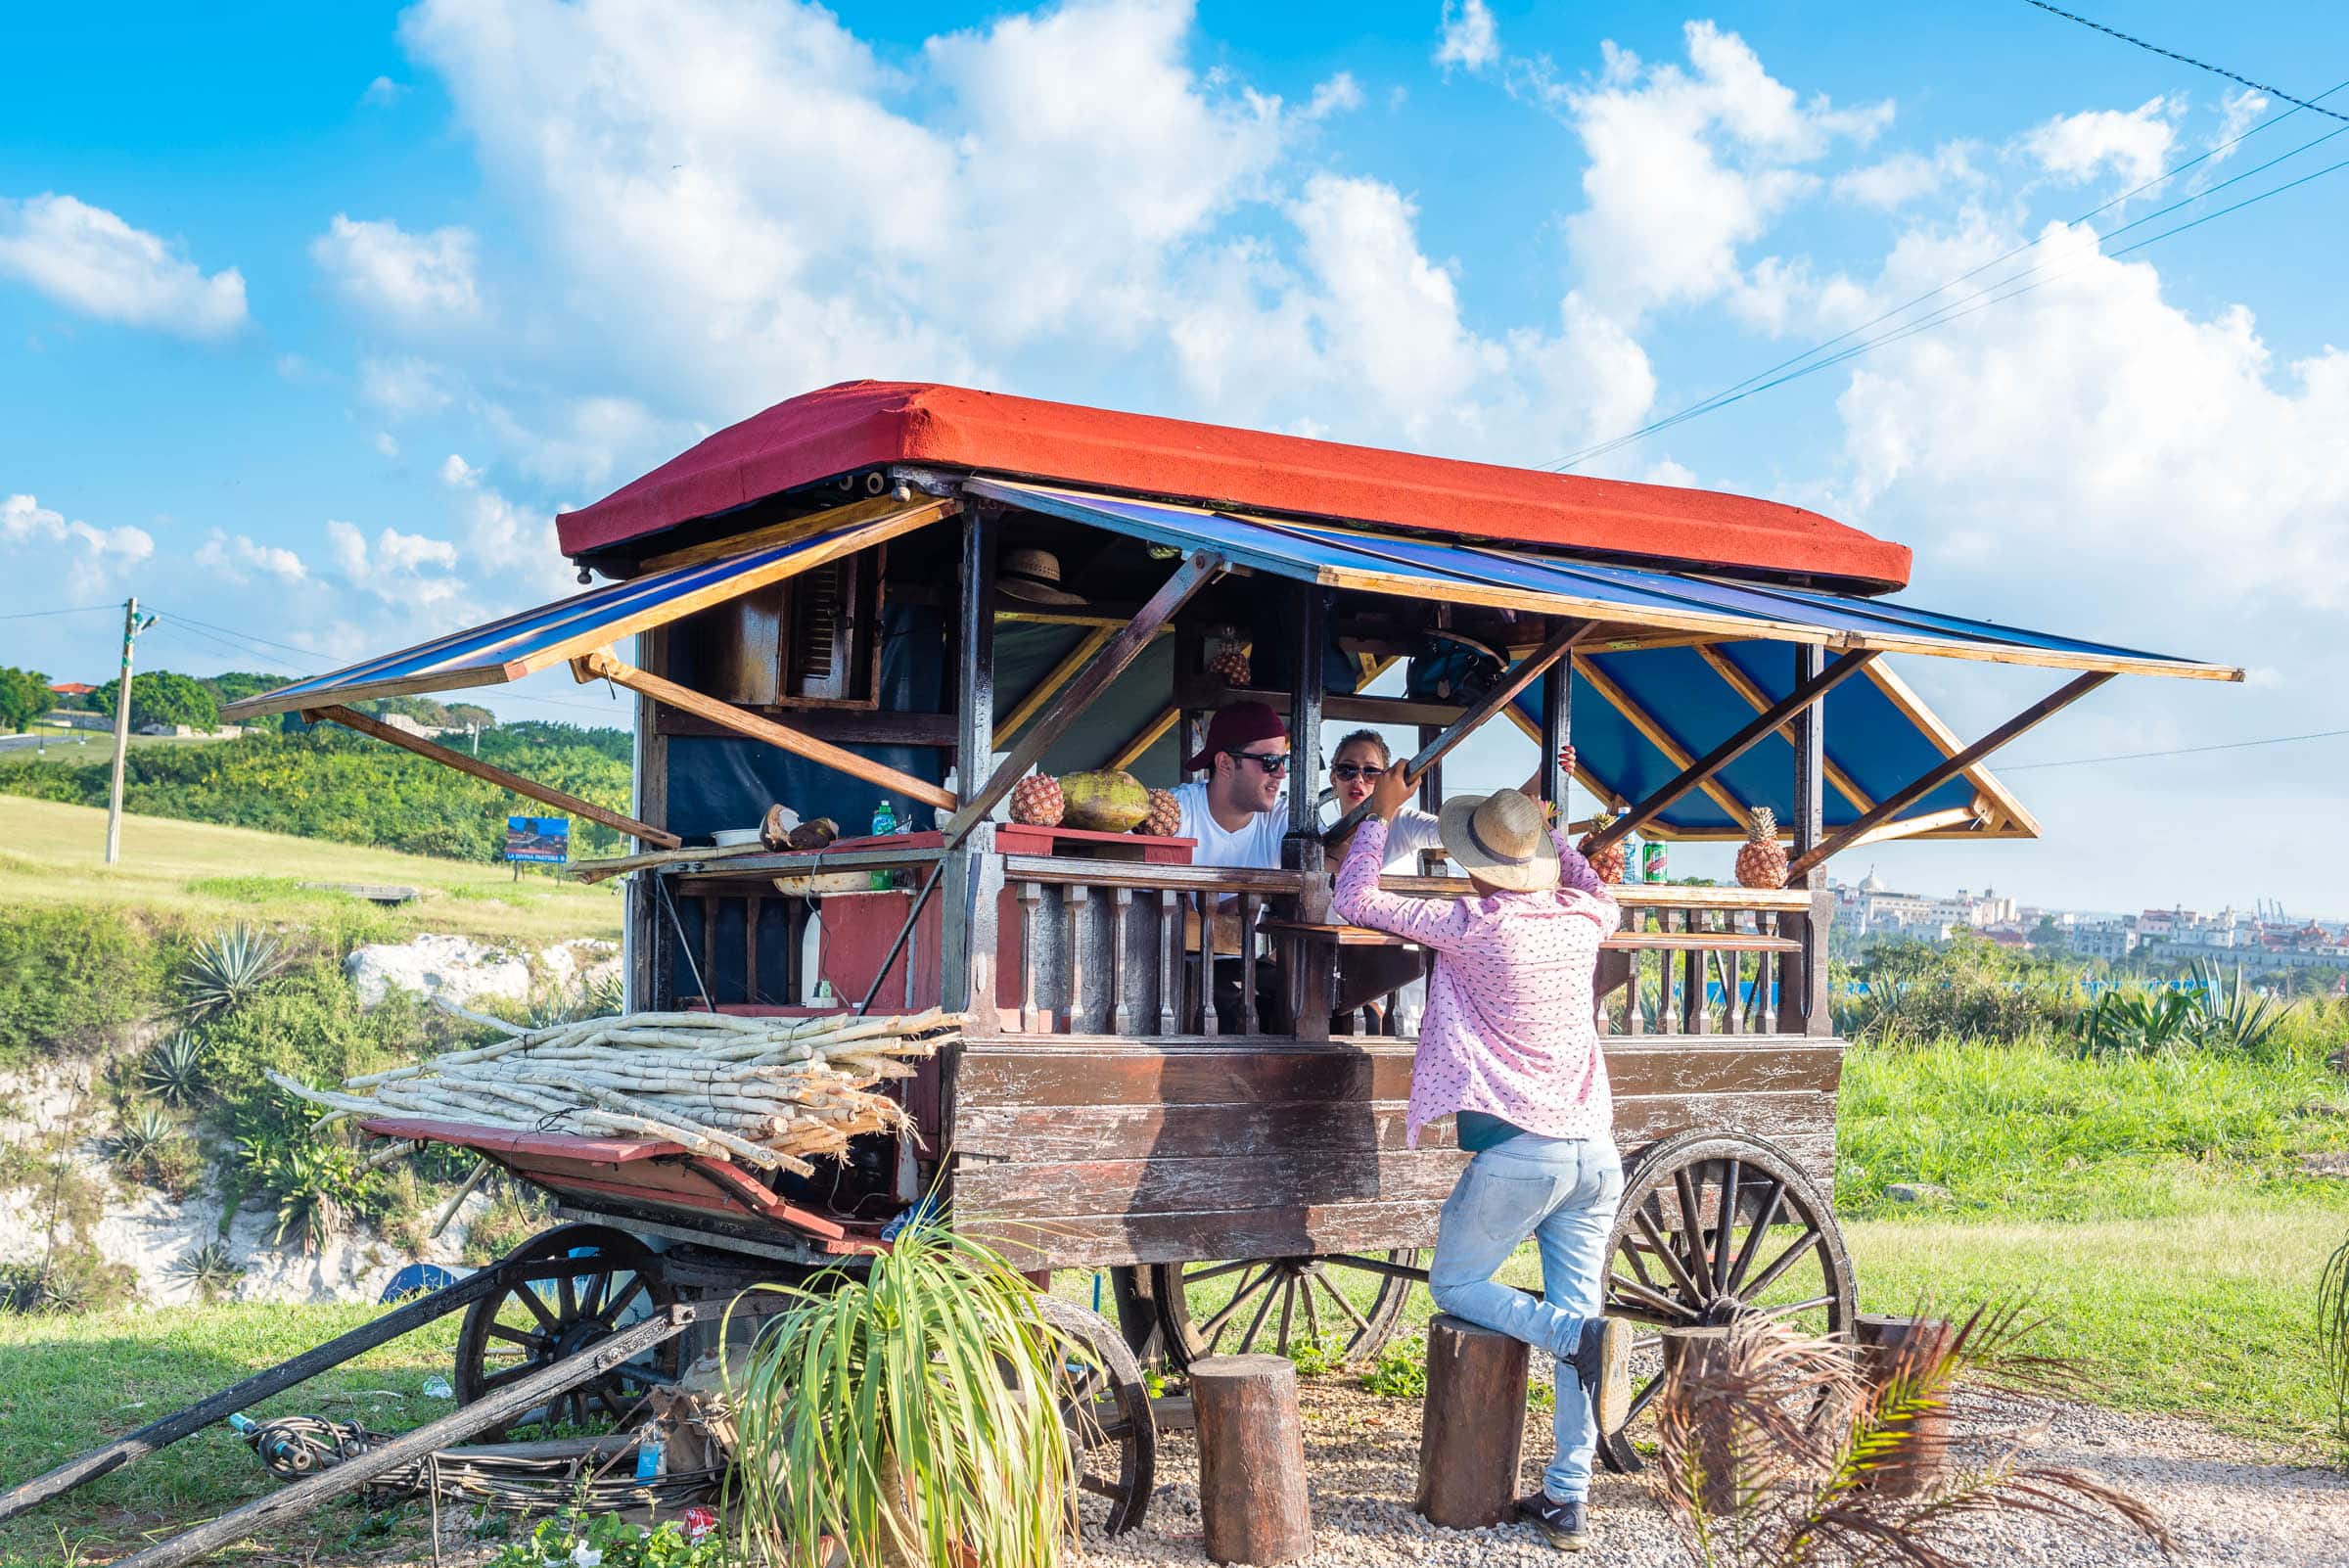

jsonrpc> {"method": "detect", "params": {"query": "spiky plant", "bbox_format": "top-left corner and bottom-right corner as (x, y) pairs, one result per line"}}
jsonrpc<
(109, 1104), (180, 1171)
(165, 1241), (246, 1302)
(2322, 1234), (2349, 1445)
(1655, 1304), (2173, 1568)
(724, 1217), (1079, 1568)
(2186, 958), (2287, 1055)
(180, 925), (287, 1021)
(141, 1030), (210, 1106)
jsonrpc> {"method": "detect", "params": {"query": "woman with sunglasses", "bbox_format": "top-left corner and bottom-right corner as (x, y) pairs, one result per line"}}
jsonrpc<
(1325, 729), (1444, 873)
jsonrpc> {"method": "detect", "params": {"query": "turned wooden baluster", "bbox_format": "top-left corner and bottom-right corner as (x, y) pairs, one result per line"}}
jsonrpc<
(1159, 887), (1182, 1035)
(1065, 884), (1090, 1033)
(1196, 889), (1220, 1038)
(1236, 892), (1259, 1034)
(1018, 880), (1045, 1034)
(1110, 887), (1132, 1035)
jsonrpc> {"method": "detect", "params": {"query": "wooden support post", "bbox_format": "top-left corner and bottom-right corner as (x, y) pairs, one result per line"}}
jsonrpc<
(1585, 651), (1877, 853)
(939, 505), (1000, 1036)
(574, 650), (956, 814)
(1326, 620), (1590, 844)
(112, 1307), (701, 1568)
(1787, 671), (2112, 879)
(1193, 1354), (1313, 1566)
(1854, 1314), (1954, 1498)
(307, 704), (678, 849)
(1785, 643), (1828, 1038)
(1540, 656), (1571, 811)
(948, 550), (1224, 839)
(0, 1264), (525, 1523)
(1415, 1314), (1531, 1529)
(1288, 583), (1331, 1039)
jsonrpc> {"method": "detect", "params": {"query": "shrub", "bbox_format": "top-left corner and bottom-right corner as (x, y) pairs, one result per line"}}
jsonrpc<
(109, 1103), (200, 1196)
(179, 925), (288, 1021)
(0, 905), (166, 1062)
(1359, 1336), (1427, 1399)
(141, 1030), (210, 1106)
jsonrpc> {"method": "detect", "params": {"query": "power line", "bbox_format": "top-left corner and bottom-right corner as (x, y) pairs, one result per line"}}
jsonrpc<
(1543, 68), (2349, 473)
(2019, 1), (2349, 124)
(0, 603), (122, 622)
(2002, 726), (2349, 771)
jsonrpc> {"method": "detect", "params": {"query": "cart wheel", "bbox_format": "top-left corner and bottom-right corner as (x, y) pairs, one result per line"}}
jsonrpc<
(1149, 1251), (1420, 1370)
(453, 1222), (681, 1440)
(1593, 1130), (1855, 1475)
(1036, 1294), (1156, 1537)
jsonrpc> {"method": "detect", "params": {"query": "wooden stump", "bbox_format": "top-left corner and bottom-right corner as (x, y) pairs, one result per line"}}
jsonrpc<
(1414, 1314), (1531, 1529)
(1192, 1354), (1313, 1565)
(1854, 1314), (1953, 1498)
(1661, 1328), (1737, 1515)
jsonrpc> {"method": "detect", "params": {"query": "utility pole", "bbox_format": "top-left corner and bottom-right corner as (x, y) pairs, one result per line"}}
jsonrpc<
(104, 596), (150, 865)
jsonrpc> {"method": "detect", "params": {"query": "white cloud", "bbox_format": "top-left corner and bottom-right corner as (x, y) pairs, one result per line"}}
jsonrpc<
(362, 75), (407, 107)
(311, 213), (482, 325)
(374, 432), (401, 458)
(360, 355), (460, 418)
(194, 529), (307, 583)
(2022, 96), (2177, 187)
(2207, 89), (2267, 162)
(1434, 0), (1498, 72)
(1, 492), (156, 593)
(1303, 72), (1365, 121)
(1833, 219), (2349, 614)
(1833, 144), (1981, 210)
(0, 194), (248, 339)
(439, 453), (571, 591)
(483, 394), (672, 488)
(326, 518), (465, 606)
(1553, 23), (1890, 322)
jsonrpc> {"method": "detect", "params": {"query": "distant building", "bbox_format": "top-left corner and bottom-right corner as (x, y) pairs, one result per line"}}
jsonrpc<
(2072, 922), (2139, 961)
(49, 680), (96, 698)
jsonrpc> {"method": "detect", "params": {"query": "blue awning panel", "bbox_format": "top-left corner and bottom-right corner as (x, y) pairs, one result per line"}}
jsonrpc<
(220, 497), (951, 719)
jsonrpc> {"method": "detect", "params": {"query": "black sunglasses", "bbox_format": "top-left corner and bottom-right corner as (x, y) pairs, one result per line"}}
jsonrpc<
(1330, 762), (1387, 782)
(1225, 749), (1292, 774)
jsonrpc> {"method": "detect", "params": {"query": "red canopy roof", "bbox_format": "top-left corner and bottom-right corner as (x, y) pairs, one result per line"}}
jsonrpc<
(560, 381), (1911, 590)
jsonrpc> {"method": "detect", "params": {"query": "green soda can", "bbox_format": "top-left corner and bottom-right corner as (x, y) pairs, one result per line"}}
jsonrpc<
(1641, 840), (1670, 883)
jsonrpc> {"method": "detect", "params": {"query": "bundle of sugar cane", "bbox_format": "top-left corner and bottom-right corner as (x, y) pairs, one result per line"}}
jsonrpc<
(268, 1006), (965, 1178)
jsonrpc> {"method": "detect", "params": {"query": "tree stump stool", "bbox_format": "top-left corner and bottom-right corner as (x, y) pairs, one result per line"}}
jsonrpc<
(1192, 1353), (1313, 1565)
(1854, 1314), (1953, 1498)
(1414, 1314), (1531, 1528)
(1660, 1327), (1736, 1514)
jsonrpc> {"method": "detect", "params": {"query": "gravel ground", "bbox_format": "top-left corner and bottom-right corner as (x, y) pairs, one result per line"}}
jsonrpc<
(1082, 1376), (2349, 1568)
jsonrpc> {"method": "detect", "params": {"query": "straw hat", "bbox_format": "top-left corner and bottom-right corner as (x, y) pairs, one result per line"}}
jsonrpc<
(998, 546), (1086, 605)
(1436, 789), (1560, 894)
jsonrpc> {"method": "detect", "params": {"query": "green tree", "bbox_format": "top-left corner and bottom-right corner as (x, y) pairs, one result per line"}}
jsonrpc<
(196, 671), (297, 733)
(91, 670), (222, 732)
(0, 667), (50, 733)
(443, 703), (497, 730)
(2030, 914), (2068, 952)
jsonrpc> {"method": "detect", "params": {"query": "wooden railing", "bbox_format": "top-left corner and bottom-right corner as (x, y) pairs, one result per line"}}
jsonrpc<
(1602, 887), (1812, 1037)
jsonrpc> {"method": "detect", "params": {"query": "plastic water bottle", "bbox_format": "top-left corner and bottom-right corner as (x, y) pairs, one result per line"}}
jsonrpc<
(870, 800), (896, 889)
(635, 1428), (665, 1480)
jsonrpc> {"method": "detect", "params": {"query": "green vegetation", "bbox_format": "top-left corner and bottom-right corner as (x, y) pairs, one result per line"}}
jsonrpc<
(0, 904), (168, 1061)
(91, 669), (220, 732)
(0, 718), (634, 860)
(0, 667), (47, 733)
(0, 797), (621, 945)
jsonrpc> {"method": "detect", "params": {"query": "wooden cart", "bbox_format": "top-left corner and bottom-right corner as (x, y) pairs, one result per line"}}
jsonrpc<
(15, 383), (2231, 1556)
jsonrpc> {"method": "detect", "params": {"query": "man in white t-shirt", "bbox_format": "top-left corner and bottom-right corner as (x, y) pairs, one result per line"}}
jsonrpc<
(1166, 701), (1293, 869)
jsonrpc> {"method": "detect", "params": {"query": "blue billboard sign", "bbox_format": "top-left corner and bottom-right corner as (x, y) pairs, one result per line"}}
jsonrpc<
(504, 815), (571, 863)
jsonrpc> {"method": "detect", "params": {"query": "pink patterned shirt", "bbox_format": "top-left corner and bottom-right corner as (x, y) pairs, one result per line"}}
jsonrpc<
(1334, 816), (1617, 1149)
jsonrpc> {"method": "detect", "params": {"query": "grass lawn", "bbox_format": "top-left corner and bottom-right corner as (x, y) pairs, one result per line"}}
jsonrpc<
(0, 798), (620, 947)
(0, 1304), (465, 1565)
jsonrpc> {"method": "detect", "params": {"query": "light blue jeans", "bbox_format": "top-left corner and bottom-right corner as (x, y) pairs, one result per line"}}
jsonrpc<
(1428, 1134), (1624, 1502)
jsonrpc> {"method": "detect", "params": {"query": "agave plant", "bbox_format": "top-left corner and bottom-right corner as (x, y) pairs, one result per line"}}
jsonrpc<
(109, 1104), (181, 1170)
(2077, 986), (2198, 1058)
(263, 1140), (363, 1254)
(180, 925), (287, 1021)
(2186, 958), (2287, 1054)
(724, 1218), (1079, 1568)
(1654, 1304), (2172, 1568)
(141, 1030), (210, 1106)
(165, 1241), (246, 1302)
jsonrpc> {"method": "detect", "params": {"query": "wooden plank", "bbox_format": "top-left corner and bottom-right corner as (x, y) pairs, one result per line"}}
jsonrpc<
(1841, 805), (1983, 850)
(948, 550), (1225, 840)
(576, 648), (957, 813)
(1587, 651), (1877, 852)
(994, 625), (1119, 747)
(954, 1037), (1842, 1108)
(1108, 706), (1182, 771)
(1864, 661), (2040, 837)
(952, 1149), (1471, 1221)
(307, 704), (678, 848)
(965, 1199), (1453, 1270)
(1787, 672), (2113, 878)
(1695, 644), (1872, 813)
(629, 627), (671, 1009)
(1174, 679), (1470, 729)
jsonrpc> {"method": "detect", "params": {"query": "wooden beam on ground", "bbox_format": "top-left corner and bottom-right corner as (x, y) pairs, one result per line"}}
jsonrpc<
(308, 704), (679, 849)
(947, 551), (1225, 841)
(1695, 644), (1874, 813)
(1573, 655), (1752, 822)
(573, 650), (956, 814)
(1587, 651), (1877, 853)
(994, 625), (1119, 749)
(1325, 620), (1590, 843)
(1786, 672), (2112, 878)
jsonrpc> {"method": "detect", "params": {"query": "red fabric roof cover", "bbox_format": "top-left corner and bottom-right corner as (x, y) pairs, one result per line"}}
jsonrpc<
(560, 380), (1911, 590)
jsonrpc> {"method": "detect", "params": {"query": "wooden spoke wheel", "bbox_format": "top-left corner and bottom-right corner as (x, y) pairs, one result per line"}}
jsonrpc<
(453, 1222), (680, 1441)
(1149, 1251), (1420, 1370)
(1594, 1131), (1855, 1476)
(1036, 1294), (1157, 1538)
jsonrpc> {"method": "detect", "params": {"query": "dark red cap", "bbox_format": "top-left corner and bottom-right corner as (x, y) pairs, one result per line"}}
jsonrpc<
(1185, 701), (1288, 772)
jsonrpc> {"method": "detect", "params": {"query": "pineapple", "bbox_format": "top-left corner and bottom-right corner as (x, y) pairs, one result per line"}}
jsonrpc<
(1208, 645), (1252, 687)
(1734, 807), (1788, 889)
(1137, 787), (1182, 837)
(1008, 773), (1066, 827)
(1578, 811), (1629, 885)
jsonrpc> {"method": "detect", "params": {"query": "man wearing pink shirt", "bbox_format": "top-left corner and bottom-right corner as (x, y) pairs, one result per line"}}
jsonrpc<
(1333, 766), (1630, 1552)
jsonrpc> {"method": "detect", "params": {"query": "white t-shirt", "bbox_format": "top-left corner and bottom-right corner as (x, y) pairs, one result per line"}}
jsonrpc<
(1370, 806), (1445, 874)
(1169, 781), (1291, 870)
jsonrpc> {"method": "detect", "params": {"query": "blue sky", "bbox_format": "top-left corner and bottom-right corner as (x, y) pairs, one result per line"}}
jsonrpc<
(2, 1), (2343, 913)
